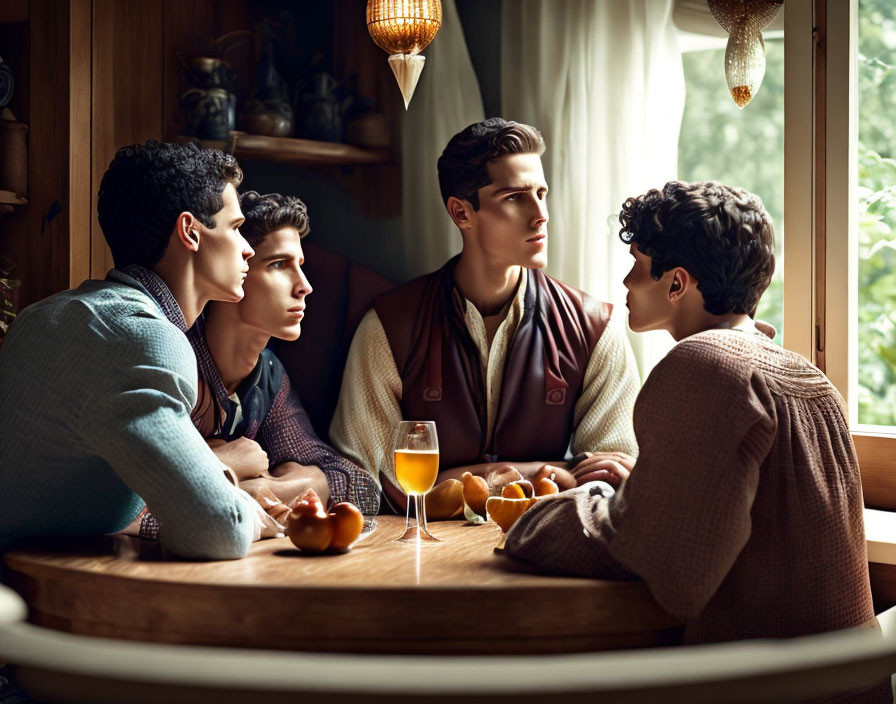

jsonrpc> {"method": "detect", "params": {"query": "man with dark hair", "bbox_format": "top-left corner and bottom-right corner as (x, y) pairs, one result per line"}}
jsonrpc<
(504, 182), (887, 702)
(0, 141), (272, 560)
(331, 118), (640, 511)
(186, 191), (379, 518)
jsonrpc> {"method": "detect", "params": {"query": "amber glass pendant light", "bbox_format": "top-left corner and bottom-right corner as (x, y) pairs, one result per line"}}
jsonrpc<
(708, 0), (783, 108)
(366, 0), (443, 109)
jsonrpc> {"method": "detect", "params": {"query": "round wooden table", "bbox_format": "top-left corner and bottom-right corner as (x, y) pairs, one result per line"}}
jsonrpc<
(2, 516), (682, 655)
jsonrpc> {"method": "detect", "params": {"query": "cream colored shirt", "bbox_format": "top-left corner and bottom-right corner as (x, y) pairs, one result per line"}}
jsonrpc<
(330, 272), (640, 486)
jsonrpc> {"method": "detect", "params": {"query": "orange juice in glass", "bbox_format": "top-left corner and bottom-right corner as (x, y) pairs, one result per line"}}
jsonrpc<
(392, 420), (441, 542)
(395, 449), (439, 496)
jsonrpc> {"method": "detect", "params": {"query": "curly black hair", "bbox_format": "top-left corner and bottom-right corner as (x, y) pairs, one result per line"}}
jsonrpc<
(238, 191), (310, 248)
(97, 140), (243, 268)
(618, 181), (775, 316)
(437, 117), (545, 210)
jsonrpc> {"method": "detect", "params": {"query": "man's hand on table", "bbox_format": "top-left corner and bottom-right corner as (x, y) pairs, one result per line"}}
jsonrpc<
(262, 462), (331, 505)
(237, 481), (289, 539)
(238, 463), (332, 539)
(568, 452), (634, 488)
(208, 437), (269, 481)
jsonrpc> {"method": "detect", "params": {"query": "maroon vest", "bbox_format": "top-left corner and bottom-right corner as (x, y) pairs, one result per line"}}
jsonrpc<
(374, 258), (611, 469)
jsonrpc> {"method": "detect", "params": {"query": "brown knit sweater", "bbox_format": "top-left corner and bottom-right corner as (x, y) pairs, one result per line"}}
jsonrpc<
(505, 327), (889, 702)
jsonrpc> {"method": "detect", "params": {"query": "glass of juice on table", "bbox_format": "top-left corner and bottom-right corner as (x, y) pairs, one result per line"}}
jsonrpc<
(393, 420), (441, 542)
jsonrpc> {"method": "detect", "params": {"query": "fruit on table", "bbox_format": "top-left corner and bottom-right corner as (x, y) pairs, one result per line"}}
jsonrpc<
(328, 501), (365, 550)
(533, 464), (576, 491)
(485, 496), (538, 533)
(501, 482), (526, 499)
(424, 478), (464, 519)
(501, 479), (534, 499)
(533, 476), (559, 496)
(461, 471), (489, 517)
(286, 489), (364, 553)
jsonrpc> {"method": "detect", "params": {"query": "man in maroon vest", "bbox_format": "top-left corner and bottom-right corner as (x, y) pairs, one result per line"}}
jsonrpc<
(330, 118), (640, 511)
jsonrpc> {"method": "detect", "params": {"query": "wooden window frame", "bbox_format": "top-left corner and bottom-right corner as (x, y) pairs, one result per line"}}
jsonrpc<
(784, 0), (896, 510)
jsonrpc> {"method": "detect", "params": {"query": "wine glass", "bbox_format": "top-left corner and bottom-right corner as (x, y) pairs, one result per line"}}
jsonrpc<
(392, 420), (441, 542)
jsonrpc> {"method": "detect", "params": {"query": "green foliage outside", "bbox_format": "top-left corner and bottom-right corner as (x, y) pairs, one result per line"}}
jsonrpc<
(856, 0), (896, 425)
(678, 39), (785, 345)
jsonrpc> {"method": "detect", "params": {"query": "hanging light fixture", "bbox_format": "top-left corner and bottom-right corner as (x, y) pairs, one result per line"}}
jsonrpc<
(366, 0), (442, 110)
(708, 0), (783, 108)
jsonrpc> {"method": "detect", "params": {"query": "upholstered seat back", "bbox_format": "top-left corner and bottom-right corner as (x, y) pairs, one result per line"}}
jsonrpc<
(272, 241), (394, 441)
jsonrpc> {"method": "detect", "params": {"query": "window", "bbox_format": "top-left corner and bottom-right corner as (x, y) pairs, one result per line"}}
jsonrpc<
(679, 1), (896, 506)
(785, 0), (896, 509)
(856, 0), (896, 429)
(678, 40), (785, 343)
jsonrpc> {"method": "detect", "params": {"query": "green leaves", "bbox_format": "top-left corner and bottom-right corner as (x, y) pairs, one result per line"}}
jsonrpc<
(856, 0), (896, 424)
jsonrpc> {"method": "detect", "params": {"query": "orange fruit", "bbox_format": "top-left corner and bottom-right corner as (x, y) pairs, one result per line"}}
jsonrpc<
(328, 502), (364, 550)
(287, 493), (334, 553)
(461, 471), (489, 517)
(485, 496), (537, 533)
(533, 476), (559, 496)
(501, 482), (526, 499)
(424, 478), (464, 519)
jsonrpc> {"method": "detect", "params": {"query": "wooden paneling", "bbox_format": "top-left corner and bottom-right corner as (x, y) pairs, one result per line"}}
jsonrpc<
(0, 0), (28, 24)
(856, 433), (896, 511)
(9, 0), (77, 307)
(0, 17), (30, 312)
(90, 0), (165, 278)
(68, 0), (91, 287)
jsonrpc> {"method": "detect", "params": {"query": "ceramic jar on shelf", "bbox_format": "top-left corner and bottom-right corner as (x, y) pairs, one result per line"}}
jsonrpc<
(179, 57), (237, 141)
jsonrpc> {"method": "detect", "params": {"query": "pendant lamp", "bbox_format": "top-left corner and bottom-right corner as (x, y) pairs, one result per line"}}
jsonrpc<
(708, 0), (783, 108)
(367, 0), (442, 109)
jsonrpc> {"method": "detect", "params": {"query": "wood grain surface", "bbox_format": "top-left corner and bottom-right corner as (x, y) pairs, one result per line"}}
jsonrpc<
(3, 517), (682, 655)
(855, 433), (896, 511)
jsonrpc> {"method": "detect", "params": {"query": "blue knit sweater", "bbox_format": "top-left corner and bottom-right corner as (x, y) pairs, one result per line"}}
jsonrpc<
(0, 269), (255, 559)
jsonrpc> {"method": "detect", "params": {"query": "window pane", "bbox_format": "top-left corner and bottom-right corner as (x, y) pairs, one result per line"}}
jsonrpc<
(678, 41), (785, 344)
(857, 0), (896, 426)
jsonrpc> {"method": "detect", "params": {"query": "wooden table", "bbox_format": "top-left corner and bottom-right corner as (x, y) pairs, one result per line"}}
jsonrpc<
(2, 517), (682, 655)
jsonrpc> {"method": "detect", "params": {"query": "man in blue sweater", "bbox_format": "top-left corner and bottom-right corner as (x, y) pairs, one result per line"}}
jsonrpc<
(0, 141), (273, 559)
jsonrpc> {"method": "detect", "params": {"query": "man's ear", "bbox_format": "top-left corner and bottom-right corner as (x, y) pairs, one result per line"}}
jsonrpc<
(174, 211), (201, 253)
(668, 268), (694, 302)
(445, 196), (475, 232)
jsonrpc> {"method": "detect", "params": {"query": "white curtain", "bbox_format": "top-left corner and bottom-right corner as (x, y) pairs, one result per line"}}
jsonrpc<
(501, 0), (684, 377)
(401, 0), (486, 280)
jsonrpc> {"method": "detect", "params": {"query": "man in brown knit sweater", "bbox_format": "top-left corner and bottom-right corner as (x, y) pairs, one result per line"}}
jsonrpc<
(504, 181), (889, 702)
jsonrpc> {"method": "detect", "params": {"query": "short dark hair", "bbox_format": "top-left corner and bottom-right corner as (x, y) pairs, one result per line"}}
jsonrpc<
(97, 140), (243, 268)
(618, 181), (775, 316)
(437, 117), (545, 210)
(238, 191), (310, 248)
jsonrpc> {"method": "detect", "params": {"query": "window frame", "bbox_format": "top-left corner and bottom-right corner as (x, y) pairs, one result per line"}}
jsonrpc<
(784, 0), (896, 508)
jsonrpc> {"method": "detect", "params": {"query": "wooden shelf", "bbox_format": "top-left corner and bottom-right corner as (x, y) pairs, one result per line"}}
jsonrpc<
(177, 131), (389, 167)
(0, 190), (26, 214)
(0, 190), (25, 205)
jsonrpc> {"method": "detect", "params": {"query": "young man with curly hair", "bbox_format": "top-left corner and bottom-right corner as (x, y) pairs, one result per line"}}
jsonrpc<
(0, 141), (274, 560)
(504, 182), (888, 700)
(186, 191), (379, 520)
(330, 118), (640, 513)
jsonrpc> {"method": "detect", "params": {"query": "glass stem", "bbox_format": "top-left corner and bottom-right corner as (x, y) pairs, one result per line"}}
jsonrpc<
(414, 494), (427, 533)
(404, 493), (412, 533)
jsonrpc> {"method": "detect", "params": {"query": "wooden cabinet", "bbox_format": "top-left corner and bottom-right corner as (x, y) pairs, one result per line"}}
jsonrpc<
(0, 0), (91, 310)
(0, 0), (400, 311)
